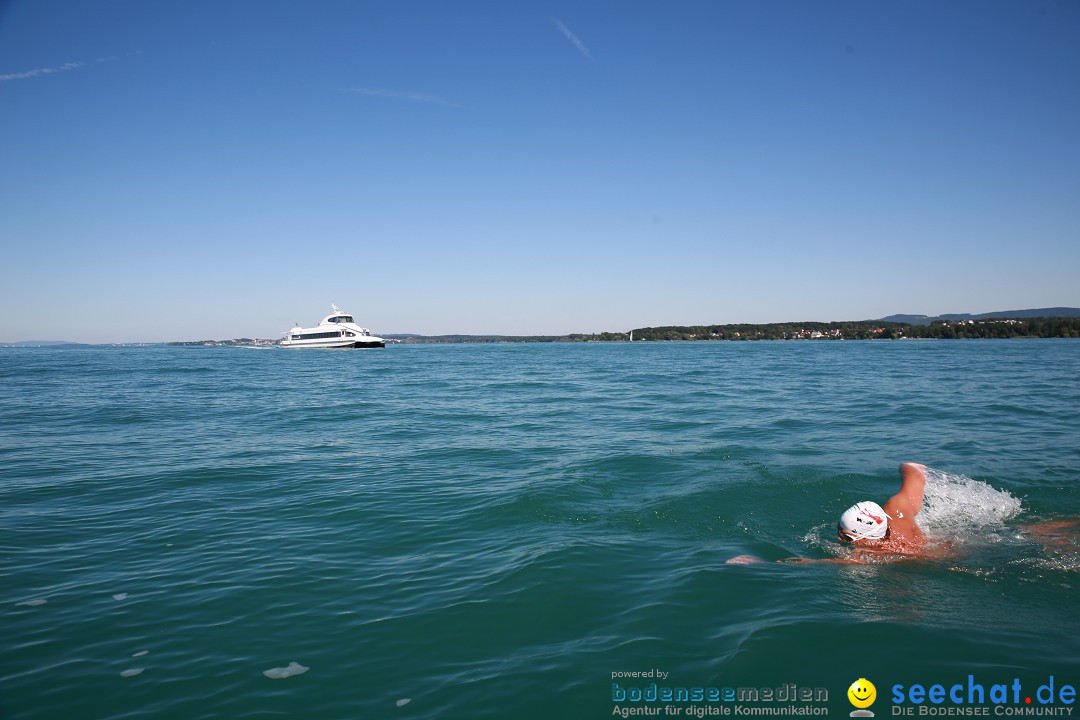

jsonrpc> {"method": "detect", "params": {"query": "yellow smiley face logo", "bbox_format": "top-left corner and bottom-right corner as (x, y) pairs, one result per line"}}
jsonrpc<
(848, 678), (877, 709)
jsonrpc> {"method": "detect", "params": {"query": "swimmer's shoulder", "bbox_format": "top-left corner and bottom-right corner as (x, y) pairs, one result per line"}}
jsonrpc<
(883, 498), (922, 537)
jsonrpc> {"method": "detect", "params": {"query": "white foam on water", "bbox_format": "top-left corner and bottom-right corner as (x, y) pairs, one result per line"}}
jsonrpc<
(396, 699), (411, 707)
(16, 599), (47, 607)
(263, 661), (309, 679)
(803, 525), (828, 547)
(120, 668), (144, 677)
(113, 593), (128, 601)
(133, 651), (149, 657)
(916, 468), (1022, 539)
(1012, 555), (1080, 573)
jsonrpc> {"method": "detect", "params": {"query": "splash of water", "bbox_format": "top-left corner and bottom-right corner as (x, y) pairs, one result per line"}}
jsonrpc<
(916, 467), (1022, 538)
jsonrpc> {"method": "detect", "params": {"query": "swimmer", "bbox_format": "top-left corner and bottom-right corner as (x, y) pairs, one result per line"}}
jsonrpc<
(727, 463), (1077, 566)
(731, 462), (934, 565)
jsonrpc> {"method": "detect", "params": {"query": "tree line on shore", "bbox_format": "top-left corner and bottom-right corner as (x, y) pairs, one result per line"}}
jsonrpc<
(609, 317), (1080, 342)
(398, 317), (1080, 343)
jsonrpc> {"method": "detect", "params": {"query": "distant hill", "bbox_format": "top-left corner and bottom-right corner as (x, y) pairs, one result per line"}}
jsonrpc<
(878, 307), (1080, 326)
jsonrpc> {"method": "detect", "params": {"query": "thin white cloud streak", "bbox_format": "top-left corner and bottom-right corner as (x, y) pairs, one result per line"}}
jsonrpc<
(0, 57), (112, 83)
(346, 86), (470, 110)
(555, 19), (592, 58)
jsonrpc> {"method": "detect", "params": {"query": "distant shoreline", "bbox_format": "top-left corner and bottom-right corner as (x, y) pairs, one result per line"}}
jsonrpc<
(6, 314), (1080, 347)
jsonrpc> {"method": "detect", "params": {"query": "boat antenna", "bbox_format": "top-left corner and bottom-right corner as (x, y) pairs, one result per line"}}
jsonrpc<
(331, 302), (341, 314)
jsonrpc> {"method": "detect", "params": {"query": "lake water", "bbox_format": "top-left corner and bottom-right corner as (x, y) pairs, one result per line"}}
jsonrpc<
(2, 340), (1078, 719)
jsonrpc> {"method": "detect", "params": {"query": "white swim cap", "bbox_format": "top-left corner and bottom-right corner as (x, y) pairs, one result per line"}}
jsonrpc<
(838, 501), (890, 541)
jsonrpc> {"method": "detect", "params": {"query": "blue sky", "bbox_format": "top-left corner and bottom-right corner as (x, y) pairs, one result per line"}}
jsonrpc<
(1, 1), (1078, 342)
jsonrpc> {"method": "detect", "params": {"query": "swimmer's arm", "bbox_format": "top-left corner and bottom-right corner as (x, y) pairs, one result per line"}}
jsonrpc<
(1016, 519), (1080, 551)
(886, 462), (927, 521)
(775, 556), (862, 565)
(728, 555), (864, 565)
(1017, 519), (1079, 535)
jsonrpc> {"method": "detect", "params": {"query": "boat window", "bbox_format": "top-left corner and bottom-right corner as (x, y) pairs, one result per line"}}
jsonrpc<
(296, 331), (347, 340)
(327, 317), (338, 323)
(341, 316), (353, 323)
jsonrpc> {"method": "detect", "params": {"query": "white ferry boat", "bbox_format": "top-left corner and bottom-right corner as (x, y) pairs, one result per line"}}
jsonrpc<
(280, 304), (386, 349)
